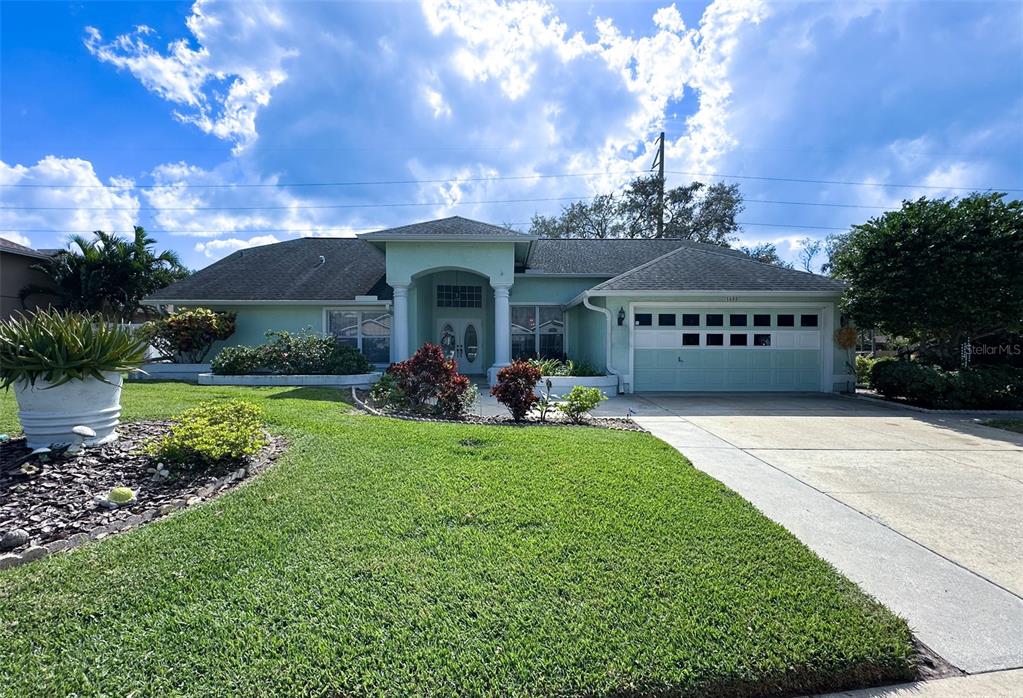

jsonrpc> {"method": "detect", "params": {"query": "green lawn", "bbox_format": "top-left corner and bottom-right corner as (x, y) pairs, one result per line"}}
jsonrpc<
(0, 383), (915, 697)
(984, 419), (1023, 435)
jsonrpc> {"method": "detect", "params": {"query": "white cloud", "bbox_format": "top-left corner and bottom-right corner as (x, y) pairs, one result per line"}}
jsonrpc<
(0, 157), (140, 248)
(194, 234), (280, 259)
(422, 86), (452, 118)
(2, 232), (34, 248)
(84, 1), (296, 149)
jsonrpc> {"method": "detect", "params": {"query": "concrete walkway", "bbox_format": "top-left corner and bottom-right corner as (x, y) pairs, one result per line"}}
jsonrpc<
(812, 668), (1023, 697)
(627, 394), (1023, 677)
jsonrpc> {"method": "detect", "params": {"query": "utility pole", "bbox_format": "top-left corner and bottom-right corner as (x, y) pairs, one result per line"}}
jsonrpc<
(651, 131), (665, 237)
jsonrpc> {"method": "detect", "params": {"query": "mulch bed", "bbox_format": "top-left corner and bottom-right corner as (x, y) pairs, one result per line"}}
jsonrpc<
(0, 421), (286, 557)
(352, 389), (645, 432)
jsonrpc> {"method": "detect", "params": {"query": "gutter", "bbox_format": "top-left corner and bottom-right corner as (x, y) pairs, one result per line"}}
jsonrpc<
(580, 292), (623, 393)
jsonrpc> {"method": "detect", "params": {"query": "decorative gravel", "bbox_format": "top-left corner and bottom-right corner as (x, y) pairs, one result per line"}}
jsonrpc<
(0, 421), (285, 559)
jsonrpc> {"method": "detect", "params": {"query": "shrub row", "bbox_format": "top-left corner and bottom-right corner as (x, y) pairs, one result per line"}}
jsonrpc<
(527, 358), (604, 377)
(870, 359), (1023, 409)
(211, 330), (372, 376)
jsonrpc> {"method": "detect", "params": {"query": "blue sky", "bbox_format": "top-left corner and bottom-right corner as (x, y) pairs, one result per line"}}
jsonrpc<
(2, 0), (1021, 269)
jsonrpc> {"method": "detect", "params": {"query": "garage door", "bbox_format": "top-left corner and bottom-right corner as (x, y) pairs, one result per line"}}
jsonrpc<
(632, 308), (823, 392)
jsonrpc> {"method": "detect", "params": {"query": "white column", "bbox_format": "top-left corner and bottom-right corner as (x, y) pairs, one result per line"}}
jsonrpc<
(392, 283), (409, 361)
(492, 283), (512, 376)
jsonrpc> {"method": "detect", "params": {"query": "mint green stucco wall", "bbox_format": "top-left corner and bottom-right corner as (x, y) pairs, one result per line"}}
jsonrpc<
(202, 305), (326, 359)
(384, 241), (515, 286)
(510, 276), (605, 304)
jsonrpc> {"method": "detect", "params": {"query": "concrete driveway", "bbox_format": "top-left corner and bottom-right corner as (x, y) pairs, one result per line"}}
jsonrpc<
(624, 394), (1023, 676)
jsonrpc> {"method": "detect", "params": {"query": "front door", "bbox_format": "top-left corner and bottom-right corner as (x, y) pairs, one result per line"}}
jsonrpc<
(438, 318), (483, 374)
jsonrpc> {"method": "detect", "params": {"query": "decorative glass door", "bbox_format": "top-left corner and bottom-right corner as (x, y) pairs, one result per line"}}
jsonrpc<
(437, 319), (483, 374)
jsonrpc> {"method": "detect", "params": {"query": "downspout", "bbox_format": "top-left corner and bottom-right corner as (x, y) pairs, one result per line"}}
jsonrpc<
(581, 292), (623, 393)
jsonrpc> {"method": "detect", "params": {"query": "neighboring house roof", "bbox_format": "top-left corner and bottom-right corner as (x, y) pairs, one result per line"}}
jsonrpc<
(0, 237), (52, 260)
(524, 238), (746, 275)
(148, 238), (391, 302)
(358, 216), (534, 241)
(589, 245), (845, 293)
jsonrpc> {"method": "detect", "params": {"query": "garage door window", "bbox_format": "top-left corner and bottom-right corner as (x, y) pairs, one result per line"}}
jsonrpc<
(682, 333), (700, 346)
(801, 314), (819, 327)
(729, 334), (748, 346)
(658, 313), (676, 326)
(706, 333), (724, 346)
(753, 333), (771, 347)
(777, 314), (795, 327)
(635, 313), (652, 326)
(729, 314), (747, 327)
(682, 313), (700, 326)
(754, 314), (771, 327)
(706, 314), (724, 327)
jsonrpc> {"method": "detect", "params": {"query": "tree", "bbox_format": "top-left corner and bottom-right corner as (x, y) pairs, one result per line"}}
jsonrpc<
(24, 226), (189, 322)
(528, 176), (743, 244)
(795, 237), (824, 272)
(739, 242), (792, 268)
(830, 193), (1023, 364)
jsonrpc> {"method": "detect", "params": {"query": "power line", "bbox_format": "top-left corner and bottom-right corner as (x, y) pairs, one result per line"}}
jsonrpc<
(0, 195), (924, 214)
(2, 168), (1019, 191)
(0, 220), (851, 236)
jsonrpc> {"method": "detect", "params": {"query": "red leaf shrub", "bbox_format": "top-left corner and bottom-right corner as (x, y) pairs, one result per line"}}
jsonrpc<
(387, 344), (472, 418)
(491, 360), (541, 420)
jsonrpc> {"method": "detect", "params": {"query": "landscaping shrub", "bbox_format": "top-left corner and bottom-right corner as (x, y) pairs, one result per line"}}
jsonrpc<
(0, 309), (148, 389)
(560, 385), (608, 423)
(210, 329), (372, 375)
(870, 358), (1023, 409)
(528, 358), (604, 377)
(384, 344), (473, 418)
(139, 308), (236, 363)
(147, 400), (268, 468)
(855, 355), (876, 386)
(491, 360), (541, 420)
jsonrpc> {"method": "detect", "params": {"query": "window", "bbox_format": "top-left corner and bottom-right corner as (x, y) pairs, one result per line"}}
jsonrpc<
(729, 334), (748, 346)
(753, 333), (772, 347)
(682, 313), (700, 326)
(706, 333), (724, 346)
(754, 314), (771, 327)
(436, 284), (482, 308)
(777, 314), (795, 327)
(706, 313), (724, 327)
(635, 313), (653, 326)
(511, 305), (564, 359)
(800, 313), (819, 327)
(658, 313), (676, 326)
(682, 333), (700, 346)
(729, 314), (747, 327)
(328, 310), (392, 364)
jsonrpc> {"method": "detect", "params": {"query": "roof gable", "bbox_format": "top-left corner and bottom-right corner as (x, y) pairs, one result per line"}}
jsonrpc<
(359, 216), (533, 241)
(149, 238), (390, 302)
(590, 245), (845, 293)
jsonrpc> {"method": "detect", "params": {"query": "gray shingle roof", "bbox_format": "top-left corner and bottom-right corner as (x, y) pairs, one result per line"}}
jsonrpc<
(148, 238), (390, 302)
(0, 237), (51, 260)
(524, 238), (746, 275)
(590, 245), (845, 293)
(360, 216), (531, 240)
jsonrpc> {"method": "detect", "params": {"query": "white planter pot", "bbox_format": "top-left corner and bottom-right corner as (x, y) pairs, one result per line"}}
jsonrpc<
(14, 371), (124, 449)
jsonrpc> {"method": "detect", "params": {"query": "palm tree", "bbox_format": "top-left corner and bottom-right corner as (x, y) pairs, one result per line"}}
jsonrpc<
(22, 226), (189, 322)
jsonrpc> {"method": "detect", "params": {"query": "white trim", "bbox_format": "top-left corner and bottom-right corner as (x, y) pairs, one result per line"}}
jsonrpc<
(821, 302), (835, 392)
(148, 298), (393, 306)
(566, 289), (841, 308)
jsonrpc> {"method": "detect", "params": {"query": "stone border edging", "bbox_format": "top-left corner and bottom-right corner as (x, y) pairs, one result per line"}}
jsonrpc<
(0, 435), (285, 573)
(844, 391), (1023, 416)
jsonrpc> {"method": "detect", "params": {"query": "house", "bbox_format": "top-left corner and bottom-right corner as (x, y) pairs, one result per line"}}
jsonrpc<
(0, 237), (57, 320)
(148, 216), (853, 393)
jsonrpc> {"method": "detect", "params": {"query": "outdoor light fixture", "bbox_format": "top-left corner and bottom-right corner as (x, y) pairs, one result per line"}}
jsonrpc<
(617, 307), (626, 326)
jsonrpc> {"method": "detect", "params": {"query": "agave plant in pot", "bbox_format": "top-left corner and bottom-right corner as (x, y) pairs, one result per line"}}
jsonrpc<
(0, 310), (148, 448)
